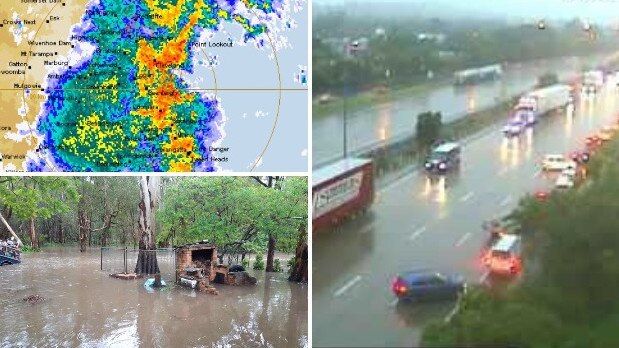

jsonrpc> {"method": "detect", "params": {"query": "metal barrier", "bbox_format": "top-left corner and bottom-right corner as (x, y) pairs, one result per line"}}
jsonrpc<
(100, 247), (176, 281)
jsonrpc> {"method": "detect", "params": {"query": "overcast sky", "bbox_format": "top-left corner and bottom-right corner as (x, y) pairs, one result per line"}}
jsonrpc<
(313, 0), (619, 24)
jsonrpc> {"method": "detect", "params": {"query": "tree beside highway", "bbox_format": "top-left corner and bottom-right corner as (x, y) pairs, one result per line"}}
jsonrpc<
(416, 111), (443, 150)
(313, 14), (618, 96)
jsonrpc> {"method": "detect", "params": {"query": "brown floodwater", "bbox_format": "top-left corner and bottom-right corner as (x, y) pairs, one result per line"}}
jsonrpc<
(0, 249), (307, 347)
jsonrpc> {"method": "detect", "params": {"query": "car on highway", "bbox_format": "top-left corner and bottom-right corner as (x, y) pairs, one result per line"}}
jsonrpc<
(424, 142), (461, 173)
(535, 190), (550, 202)
(391, 270), (466, 302)
(317, 93), (333, 104)
(483, 234), (522, 276)
(570, 151), (590, 164)
(585, 135), (603, 151)
(597, 126), (615, 141)
(541, 154), (576, 171)
(586, 134), (602, 144)
(555, 168), (576, 189)
(501, 120), (525, 137)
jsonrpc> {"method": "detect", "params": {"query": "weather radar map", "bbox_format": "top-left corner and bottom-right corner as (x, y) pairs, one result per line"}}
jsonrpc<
(0, 0), (308, 172)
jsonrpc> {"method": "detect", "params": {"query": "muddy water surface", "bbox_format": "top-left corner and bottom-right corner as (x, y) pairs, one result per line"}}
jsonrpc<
(0, 249), (307, 347)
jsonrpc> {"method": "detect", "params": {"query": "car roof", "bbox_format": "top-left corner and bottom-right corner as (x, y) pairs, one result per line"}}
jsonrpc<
(312, 157), (372, 187)
(433, 142), (460, 153)
(544, 154), (564, 159)
(491, 234), (521, 252)
(399, 270), (444, 282)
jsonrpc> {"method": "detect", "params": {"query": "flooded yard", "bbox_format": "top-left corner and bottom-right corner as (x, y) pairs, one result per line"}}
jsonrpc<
(0, 249), (307, 347)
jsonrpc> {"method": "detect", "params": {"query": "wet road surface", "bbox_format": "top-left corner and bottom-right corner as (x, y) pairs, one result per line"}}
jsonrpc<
(313, 54), (608, 166)
(0, 249), (307, 348)
(313, 83), (619, 347)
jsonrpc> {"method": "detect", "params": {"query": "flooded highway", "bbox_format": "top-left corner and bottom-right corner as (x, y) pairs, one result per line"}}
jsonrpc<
(313, 82), (619, 346)
(313, 54), (608, 166)
(0, 249), (308, 348)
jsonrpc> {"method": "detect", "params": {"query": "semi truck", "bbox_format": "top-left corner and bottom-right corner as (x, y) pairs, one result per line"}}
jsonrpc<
(503, 84), (571, 136)
(454, 64), (502, 85)
(516, 84), (572, 115)
(312, 158), (374, 234)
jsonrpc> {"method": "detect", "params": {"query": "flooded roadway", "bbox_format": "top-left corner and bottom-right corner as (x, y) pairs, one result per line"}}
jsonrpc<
(0, 249), (307, 348)
(313, 54), (609, 166)
(313, 83), (619, 346)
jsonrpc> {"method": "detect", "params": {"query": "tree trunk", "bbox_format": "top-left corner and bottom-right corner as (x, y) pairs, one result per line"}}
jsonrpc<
(88, 212), (92, 247)
(288, 223), (307, 283)
(29, 217), (39, 249)
(59, 221), (65, 244)
(78, 207), (88, 252)
(265, 233), (276, 272)
(135, 176), (161, 283)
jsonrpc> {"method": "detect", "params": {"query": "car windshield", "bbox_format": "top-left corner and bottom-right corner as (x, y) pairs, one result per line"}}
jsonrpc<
(491, 250), (511, 259)
(428, 152), (448, 161)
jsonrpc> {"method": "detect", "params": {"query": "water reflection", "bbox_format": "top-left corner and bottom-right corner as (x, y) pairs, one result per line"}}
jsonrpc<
(0, 250), (307, 348)
(499, 136), (521, 168)
(376, 103), (392, 144)
(524, 128), (533, 160)
(565, 103), (575, 132)
(421, 176), (448, 204)
(466, 86), (477, 113)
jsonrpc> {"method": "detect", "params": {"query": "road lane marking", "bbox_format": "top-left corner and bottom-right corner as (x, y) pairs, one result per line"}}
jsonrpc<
(532, 170), (541, 179)
(409, 225), (427, 242)
(459, 191), (474, 202)
(499, 195), (513, 207)
(333, 275), (362, 298)
(498, 168), (508, 176)
(380, 166), (419, 194)
(455, 232), (472, 247)
(444, 302), (461, 323)
(388, 298), (398, 308)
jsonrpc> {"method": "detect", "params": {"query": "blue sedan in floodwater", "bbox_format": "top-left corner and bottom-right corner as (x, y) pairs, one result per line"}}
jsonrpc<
(391, 270), (466, 302)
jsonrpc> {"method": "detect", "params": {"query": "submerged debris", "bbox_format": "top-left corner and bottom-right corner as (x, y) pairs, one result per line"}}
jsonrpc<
(110, 272), (143, 280)
(22, 295), (44, 305)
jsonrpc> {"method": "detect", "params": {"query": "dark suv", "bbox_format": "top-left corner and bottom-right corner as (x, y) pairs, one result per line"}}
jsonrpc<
(424, 142), (461, 173)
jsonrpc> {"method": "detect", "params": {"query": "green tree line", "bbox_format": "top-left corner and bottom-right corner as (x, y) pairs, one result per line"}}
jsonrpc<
(314, 16), (618, 95)
(0, 177), (307, 273)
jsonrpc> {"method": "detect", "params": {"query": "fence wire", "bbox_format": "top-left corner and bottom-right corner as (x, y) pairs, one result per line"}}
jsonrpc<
(101, 247), (176, 281)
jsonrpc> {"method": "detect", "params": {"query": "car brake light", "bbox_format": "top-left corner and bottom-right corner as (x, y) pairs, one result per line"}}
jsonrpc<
(392, 278), (408, 295)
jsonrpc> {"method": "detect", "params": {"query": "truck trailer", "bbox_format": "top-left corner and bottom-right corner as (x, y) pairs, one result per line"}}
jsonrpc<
(312, 158), (374, 234)
(517, 84), (572, 116)
(454, 64), (502, 85)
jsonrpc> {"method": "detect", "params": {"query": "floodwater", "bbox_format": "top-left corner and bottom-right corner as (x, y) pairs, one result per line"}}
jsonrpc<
(0, 249), (307, 348)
